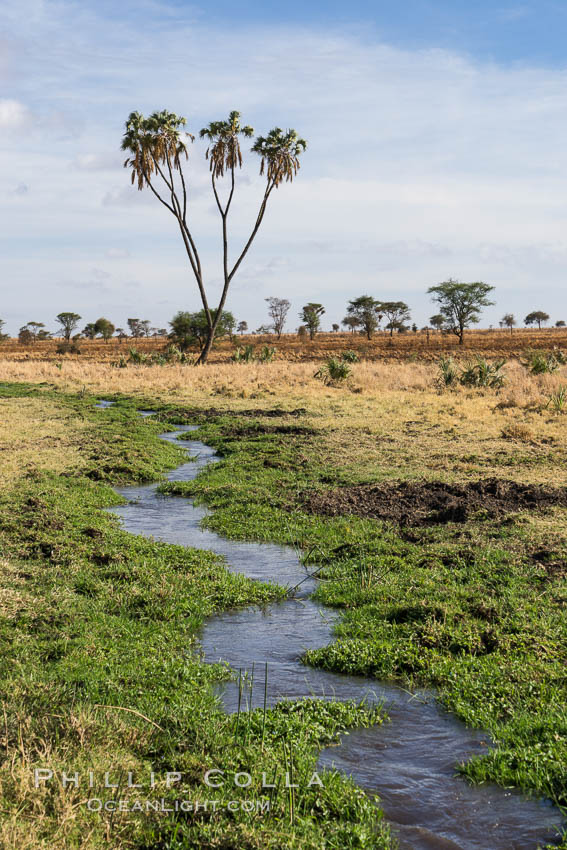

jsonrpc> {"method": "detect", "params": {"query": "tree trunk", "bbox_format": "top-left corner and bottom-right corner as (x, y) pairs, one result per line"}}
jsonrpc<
(197, 329), (214, 364)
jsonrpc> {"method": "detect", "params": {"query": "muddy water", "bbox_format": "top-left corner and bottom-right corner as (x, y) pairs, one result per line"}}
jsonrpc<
(104, 418), (565, 850)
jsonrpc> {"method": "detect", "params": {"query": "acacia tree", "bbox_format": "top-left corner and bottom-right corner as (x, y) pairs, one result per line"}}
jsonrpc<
(265, 297), (291, 338)
(0, 320), (8, 342)
(428, 280), (494, 345)
(429, 314), (444, 331)
(169, 309), (235, 351)
(94, 317), (115, 342)
(56, 312), (81, 341)
(346, 295), (382, 339)
(341, 315), (358, 334)
(122, 110), (306, 364)
(379, 301), (411, 337)
(127, 318), (142, 337)
(300, 303), (325, 340)
(502, 313), (516, 335)
(525, 310), (550, 329)
(20, 322), (46, 343)
(237, 321), (248, 334)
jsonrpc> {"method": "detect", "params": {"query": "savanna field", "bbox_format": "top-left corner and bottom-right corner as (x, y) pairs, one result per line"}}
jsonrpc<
(0, 331), (566, 848)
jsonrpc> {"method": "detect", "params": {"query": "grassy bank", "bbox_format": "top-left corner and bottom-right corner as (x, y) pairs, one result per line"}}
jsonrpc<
(157, 404), (567, 823)
(0, 384), (390, 849)
(2, 373), (566, 847)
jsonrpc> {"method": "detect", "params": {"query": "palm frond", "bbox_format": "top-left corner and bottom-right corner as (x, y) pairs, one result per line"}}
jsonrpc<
(251, 128), (307, 187)
(199, 110), (254, 178)
(121, 110), (193, 189)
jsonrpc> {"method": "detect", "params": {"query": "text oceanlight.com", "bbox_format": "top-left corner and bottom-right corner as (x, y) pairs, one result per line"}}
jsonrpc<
(85, 799), (271, 813)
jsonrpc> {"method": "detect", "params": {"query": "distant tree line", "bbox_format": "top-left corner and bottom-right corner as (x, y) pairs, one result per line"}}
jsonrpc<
(12, 313), (169, 345)
(3, 284), (565, 350)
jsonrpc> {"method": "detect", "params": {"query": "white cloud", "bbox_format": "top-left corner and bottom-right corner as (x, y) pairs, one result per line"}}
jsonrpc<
(0, 98), (31, 129)
(73, 152), (123, 171)
(102, 185), (156, 207)
(1, 0), (567, 332)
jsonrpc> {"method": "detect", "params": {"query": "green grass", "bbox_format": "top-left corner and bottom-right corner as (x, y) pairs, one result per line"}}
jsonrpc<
(160, 415), (567, 819)
(0, 384), (390, 850)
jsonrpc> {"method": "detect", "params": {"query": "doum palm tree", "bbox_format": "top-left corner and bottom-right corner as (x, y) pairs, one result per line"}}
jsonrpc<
(122, 110), (306, 363)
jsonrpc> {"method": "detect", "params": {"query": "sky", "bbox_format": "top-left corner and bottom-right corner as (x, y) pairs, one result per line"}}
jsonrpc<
(1, 0), (567, 335)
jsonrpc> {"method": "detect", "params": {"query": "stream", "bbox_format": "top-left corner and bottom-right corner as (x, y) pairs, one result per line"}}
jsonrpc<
(102, 411), (564, 850)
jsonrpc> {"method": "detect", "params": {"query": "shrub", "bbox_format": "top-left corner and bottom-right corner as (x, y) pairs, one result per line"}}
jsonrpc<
(258, 345), (277, 363)
(460, 357), (506, 388)
(125, 346), (193, 367)
(231, 345), (255, 363)
(546, 386), (567, 414)
(163, 345), (192, 364)
(111, 356), (128, 369)
(314, 357), (351, 385)
(55, 341), (81, 355)
(522, 349), (566, 374)
(436, 356), (459, 388)
(128, 347), (149, 364)
(341, 350), (359, 363)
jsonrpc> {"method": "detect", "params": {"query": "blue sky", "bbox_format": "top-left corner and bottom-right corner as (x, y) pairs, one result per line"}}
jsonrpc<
(188, 0), (567, 65)
(1, 0), (566, 334)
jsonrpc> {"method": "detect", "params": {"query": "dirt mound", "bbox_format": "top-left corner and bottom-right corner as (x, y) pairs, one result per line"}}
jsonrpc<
(302, 478), (567, 526)
(222, 423), (316, 438)
(156, 407), (307, 422)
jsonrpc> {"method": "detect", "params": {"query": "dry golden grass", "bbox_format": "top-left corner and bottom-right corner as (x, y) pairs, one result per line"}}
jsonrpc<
(0, 397), (88, 488)
(0, 559), (40, 620)
(0, 358), (435, 406)
(0, 716), (158, 850)
(0, 354), (564, 405)
(0, 358), (565, 490)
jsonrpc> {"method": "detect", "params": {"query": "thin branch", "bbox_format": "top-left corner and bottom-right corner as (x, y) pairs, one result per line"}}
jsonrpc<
(150, 153), (174, 194)
(179, 163), (188, 222)
(176, 220), (211, 321)
(211, 173), (225, 217)
(227, 180), (276, 284)
(165, 153), (181, 214)
(225, 164), (236, 217)
(142, 171), (177, 216)
(180, 216), (204, 287)
(145, 161), (206, 307)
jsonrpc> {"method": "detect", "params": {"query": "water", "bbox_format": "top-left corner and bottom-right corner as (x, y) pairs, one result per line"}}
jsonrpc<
(106, 420), (565, 850)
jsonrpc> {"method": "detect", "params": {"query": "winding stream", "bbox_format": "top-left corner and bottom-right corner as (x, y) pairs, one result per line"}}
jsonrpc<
(103, 412), (564, 850)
